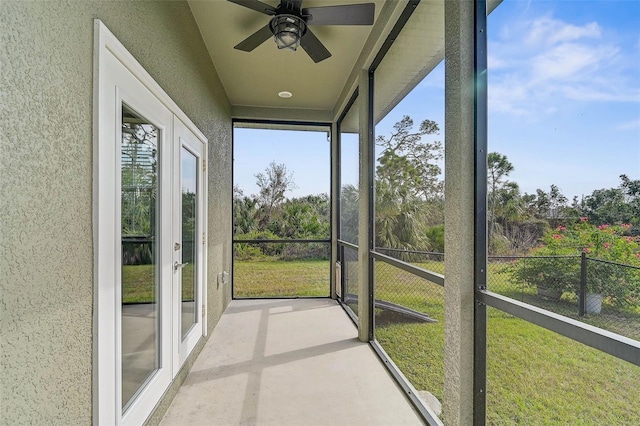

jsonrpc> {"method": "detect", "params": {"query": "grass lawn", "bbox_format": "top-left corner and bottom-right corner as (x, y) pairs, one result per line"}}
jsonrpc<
(233, 259), (330, 298)
(376, 309), (640, 424)
(486, 308), (640, 424)
(122, 263), (195, 303)
(373, 259), (640, 424)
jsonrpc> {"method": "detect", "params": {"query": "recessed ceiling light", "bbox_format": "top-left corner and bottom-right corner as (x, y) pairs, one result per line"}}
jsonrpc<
(278, 91), (293, 99)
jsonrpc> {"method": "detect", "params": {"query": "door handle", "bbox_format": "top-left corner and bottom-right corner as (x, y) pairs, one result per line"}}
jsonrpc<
(174, 261), (189, 271)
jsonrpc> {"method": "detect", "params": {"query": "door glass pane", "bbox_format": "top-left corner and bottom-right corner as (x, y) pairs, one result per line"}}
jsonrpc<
(181, 147), (197, 339)
(121, 104), (160, 410)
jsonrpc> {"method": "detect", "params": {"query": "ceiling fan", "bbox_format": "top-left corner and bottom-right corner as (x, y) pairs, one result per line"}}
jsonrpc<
(228, 0), (375, 63)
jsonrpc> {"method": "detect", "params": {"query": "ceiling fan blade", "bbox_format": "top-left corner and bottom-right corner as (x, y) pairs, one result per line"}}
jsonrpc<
(302, 3), (375, 25)
(300, 29), (331, 63)
(234, 24), (273, 52)
(227, 0), (277, 15)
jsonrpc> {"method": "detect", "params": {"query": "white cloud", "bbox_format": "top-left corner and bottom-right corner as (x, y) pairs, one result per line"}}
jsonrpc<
(488, 53), (509, 70)
(526, 18), (601, 46)
(489, 13), (639, 119)
(530, 43), (615, 81)
(562, 82), (639, 102)
(616, 119), (640, 130)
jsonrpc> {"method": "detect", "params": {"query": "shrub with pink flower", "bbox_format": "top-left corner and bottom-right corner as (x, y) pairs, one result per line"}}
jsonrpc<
(513, 219), (640, 301)
(549, 219), (640, 265)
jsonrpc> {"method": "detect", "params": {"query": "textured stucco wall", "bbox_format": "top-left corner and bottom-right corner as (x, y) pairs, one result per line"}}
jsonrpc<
(0, 1), (232, 424)
(357, 69), (373, 343)
(443, 1), (477, 424)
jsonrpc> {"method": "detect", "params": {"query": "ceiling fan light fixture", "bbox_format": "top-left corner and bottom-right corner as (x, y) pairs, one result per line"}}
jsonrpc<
(230, 0), (375, 63)
(271, 15), (305, 51)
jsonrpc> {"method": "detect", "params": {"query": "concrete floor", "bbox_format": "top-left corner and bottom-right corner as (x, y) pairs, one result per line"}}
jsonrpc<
(160, 299), (425, 426)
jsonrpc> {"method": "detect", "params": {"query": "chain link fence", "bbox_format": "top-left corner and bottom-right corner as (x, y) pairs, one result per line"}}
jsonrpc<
(341, 245), (359, 316)
(367, 249), (639, 341)
(584, 257), (640, 339)
(490, 254), (640, 341)
(372, 249), (445, 413)
(375, 248), (445, 268)
(488, 255), (581, 318)
(360, 248), (640, 421)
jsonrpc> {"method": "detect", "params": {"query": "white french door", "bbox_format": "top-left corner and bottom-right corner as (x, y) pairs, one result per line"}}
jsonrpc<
(95, 20), (207, 426)
(118, 93), (173, 426)
(172, 117), (205, 368)
(117, 96), (206, 426)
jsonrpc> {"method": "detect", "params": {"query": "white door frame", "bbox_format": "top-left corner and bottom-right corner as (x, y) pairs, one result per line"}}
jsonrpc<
(93, 19), (208, 426)
(173, 116), (207, 369)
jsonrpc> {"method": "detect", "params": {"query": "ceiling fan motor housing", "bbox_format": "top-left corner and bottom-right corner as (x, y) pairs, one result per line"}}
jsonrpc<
(229, 0), (375, 63)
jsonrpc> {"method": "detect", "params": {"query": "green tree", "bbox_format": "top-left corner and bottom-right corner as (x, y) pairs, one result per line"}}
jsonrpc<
(487, 152), (515, 247)
(584, 175), (640, 226)
(121, 122), (158, 265)
(274, 194), (330, 239)
(494, 181), (525, 222)
(376, 115), (443, 200)
(374, 116), (443, 251)
(121, 123), (157, 236)
(621, 174), (640, 226)
(254, 162), (297, 230)
(181, 191), (196, 236)
(233, 185), (257, 235)
(539, 185), (569, 219)
(340, 184), (359, 244)
(376, 177), (429, 250)
(425, 224), (444, 252)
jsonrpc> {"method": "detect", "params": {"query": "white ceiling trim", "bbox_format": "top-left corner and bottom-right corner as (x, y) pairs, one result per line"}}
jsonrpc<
(231, 105), (333, 122)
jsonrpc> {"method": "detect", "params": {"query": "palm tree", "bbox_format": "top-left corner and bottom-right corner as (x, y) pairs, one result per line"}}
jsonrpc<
(487, 152), (514, 247)
(375, 178), (430, 255)
(340, 184), (360, 244)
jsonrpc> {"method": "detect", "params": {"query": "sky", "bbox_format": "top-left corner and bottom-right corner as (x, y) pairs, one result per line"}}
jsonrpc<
(234, 128), (331, 198)
(485, 0), (640, 199)
(234, 0), (640, 201)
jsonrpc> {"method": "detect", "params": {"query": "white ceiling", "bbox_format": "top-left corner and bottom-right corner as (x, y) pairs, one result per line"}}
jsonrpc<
(188, 0), (501, 124)
(188, 0), (387, 118)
